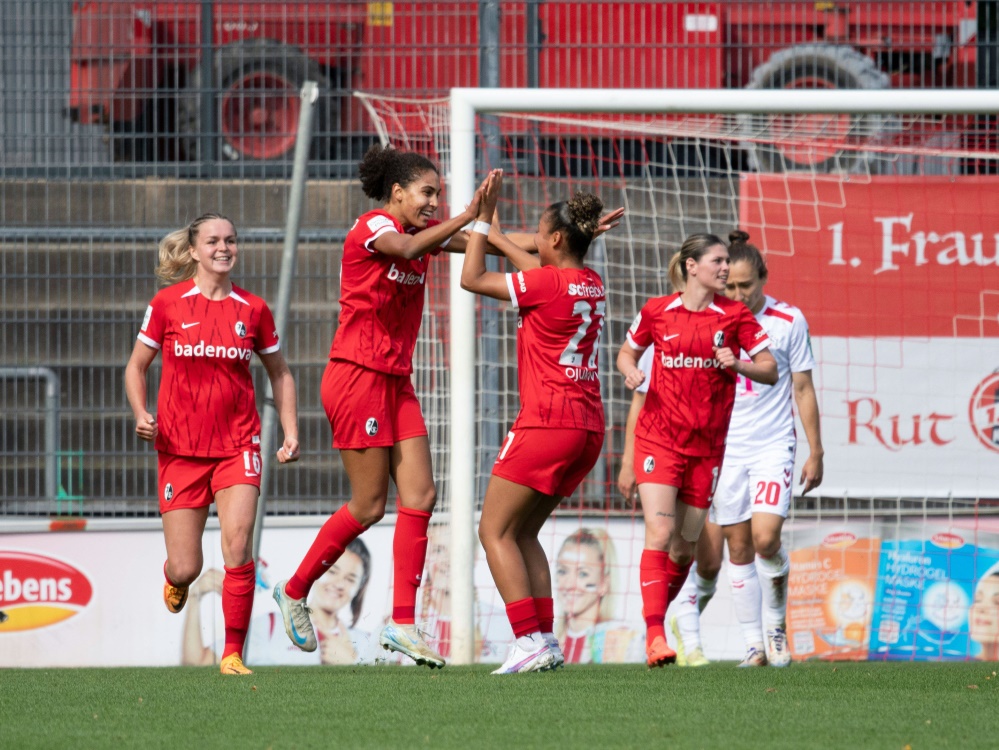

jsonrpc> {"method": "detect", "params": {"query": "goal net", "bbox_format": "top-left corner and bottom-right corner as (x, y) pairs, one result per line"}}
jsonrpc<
(356, 88), (999, 665)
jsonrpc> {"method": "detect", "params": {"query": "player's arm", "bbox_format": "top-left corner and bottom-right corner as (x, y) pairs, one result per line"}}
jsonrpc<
(616, 343), (648, 391)
(792, 369), (824, 494)
(715, 345), (778, 385)
(373, 174), (488, 261)
(617, 390), (646, 501)
(124, 340), (159, 442)
(259, 350), (300, 464)
(459, 171), (512, 300)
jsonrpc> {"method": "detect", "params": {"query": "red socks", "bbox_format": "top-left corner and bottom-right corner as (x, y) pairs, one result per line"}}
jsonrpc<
(221, 561), (255, 659)
(534, 596), (555, 633)
(392, 507), (431, 624)
(640, 549), (670, 642)
(506, 597), (541, 638)
(286, 505), (366, 600)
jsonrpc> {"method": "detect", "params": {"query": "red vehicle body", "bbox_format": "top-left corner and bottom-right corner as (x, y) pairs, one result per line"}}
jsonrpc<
(68, 1), (986, 163)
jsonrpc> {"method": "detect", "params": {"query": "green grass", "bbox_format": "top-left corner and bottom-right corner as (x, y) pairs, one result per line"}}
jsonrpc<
(2, 662), (997, 749)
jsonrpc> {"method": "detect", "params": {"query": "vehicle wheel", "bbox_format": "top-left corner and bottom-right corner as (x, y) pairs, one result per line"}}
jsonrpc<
(178, 39), (330, 162)
(740, 44), (891, 173)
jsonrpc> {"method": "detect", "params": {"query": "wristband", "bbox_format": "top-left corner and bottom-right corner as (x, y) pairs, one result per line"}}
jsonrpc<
(471, 220), (491, 236)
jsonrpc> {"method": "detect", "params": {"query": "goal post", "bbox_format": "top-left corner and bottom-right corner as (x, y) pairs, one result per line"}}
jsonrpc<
(445, 87), (999, 665)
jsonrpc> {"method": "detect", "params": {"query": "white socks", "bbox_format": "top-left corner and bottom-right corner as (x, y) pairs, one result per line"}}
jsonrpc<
(728, 560), (763, 648)
(755, 546), (790, 628)
(673, 562), (718, 650)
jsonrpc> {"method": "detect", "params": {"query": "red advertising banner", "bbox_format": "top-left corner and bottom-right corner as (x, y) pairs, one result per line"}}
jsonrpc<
(739, 175), (999, 338)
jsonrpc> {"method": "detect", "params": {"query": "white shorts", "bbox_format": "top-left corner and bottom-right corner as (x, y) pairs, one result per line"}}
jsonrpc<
(710, 443), (796, 526)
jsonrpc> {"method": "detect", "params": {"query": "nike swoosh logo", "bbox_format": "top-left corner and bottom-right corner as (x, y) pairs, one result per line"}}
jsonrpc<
(641, 580), (662, 587)
(181, 322), (200, 329)
(663, 334), (679, 342)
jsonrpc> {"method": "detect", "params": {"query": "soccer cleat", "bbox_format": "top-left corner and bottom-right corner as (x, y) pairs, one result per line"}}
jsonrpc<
(737, 645), (768, 668)
(163, 582), (189, 614)
(685, 646), (710, 667)
(272, 580), (317, 652)
(645, 636), (677, 668)
(492, 636), (556, 675)
(380, 620), (446, 669)
(219, 653), (253, 675)
(669, 615), (701, 668)
(542, 633), (565, 669)
(766, 625), (791, 667)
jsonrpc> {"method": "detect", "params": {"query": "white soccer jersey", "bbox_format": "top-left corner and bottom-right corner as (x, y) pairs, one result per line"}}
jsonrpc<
(723, 296), (815, 461)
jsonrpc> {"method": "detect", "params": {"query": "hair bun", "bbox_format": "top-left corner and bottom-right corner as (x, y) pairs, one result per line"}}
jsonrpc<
(729, 229), (751, 245)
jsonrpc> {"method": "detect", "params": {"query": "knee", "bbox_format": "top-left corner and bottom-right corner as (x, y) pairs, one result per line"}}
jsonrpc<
(699, 559), (722, 580)
(222, 537), (253, 568)
(728, 538), (755, 565)
(348, 495), (387, 527)
(645, 528), (672, 552)
(168, 559), (203, 586)
(753, 534), (782, 560)
(406, 485), (437, 514)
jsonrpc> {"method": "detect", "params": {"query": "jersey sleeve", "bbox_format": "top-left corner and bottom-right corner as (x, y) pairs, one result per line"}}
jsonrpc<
(137, 293), (166, 350)
(255, 301), (281, 355)
(787, 311), (816, 372)
(506, 266), (560, 310)
(634, 346), (655, 394)
(361, 213), (400, 252)
(737, 304), (771, 356)
(625, 299), (656, 350)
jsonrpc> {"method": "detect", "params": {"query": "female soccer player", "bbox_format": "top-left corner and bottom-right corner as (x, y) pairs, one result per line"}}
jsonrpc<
(667, 231), (823, 668)
(460, 171), (612, 674)
(616, 233), (778, 668)
(271, 145), (493, 669)
(125, 213), (300, 676)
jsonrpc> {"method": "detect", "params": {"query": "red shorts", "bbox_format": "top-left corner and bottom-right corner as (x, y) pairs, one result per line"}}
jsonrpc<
(157, 450), (260, 514)
(492, 427), (604, 498)
(632, 435), (722, 509)
(322, 359), (428, 449)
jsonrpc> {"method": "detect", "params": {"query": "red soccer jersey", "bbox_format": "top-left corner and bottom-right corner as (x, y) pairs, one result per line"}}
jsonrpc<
(329, 209), (446, 376)
(626, 293), (769, 457)
(505, 265), (606, 432)
(138, 280), (280, 457)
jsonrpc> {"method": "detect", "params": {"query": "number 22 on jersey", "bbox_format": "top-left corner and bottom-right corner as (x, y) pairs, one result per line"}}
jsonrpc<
(559, 300), (606, 368)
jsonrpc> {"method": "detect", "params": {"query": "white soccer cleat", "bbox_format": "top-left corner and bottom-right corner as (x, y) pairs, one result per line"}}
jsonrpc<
(542, 632), (565, 668)
(380, 620), (445, 669)
(766, 625), (791, 667)
(492, 635), (556, 675)
(737, 645), (768, 668)
(272, 580), (317, 652)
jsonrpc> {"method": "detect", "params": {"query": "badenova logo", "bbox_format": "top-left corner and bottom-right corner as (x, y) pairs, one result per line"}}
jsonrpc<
(0, 551), (93, 632)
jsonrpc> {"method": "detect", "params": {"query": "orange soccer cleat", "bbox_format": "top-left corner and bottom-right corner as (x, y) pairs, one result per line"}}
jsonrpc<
(646, 636), (677, 668)
(220, 653), (253, 675)
(163, 581), (189, 614)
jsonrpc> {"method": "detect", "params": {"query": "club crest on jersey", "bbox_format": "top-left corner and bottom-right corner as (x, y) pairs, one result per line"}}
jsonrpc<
(235, 321), (247, 338)
(712, 330), (725, 347)
(643, 456), (655, 474)
(163, 483), (174, 502)
(365, 418), (379, 436)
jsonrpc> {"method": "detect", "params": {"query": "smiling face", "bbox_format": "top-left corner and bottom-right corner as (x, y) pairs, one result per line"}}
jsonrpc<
(685, 243), (729, 293)
(969, 575), (999, 646)
(392, 169), (441, 229)
(310, 549), (365, 615)
(725, 259), (766, 313)
(189, 218), (238, 279)
(556, 541), (609, 619)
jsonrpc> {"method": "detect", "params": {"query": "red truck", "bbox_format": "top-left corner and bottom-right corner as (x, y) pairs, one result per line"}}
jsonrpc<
(68, 2), (989, 164)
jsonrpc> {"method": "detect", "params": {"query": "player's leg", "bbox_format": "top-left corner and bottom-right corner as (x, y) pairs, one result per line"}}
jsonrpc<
(724, 519), (766, 667)
(214, 478), (259, 675)
(518, 492), (563, 664)
(754, 514), (790, 666)
(376, 433), (447, 668)
(638, 482), (680, 667)
(159, 453), (212, 614)
(478, 475), (556, 674)
(275, 361), (387, 651)
(671, 520), (722, 667)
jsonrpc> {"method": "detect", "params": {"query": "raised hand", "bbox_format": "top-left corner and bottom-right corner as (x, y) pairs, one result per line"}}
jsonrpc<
(593, 207), (625, 238)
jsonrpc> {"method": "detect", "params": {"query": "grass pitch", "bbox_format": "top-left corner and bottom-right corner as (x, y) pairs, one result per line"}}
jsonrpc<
(3, 662), (997, 749)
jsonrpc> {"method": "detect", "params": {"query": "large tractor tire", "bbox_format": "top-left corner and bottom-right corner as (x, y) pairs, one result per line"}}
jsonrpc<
(178, 39), (332, 162)
(740, 44), (892, 174)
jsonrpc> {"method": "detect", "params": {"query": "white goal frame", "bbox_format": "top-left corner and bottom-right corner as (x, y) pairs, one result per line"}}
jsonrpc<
(445, 86), (999, 664)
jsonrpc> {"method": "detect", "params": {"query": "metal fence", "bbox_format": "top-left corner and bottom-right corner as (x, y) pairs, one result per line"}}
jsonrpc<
(2, 1), (997, 518)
